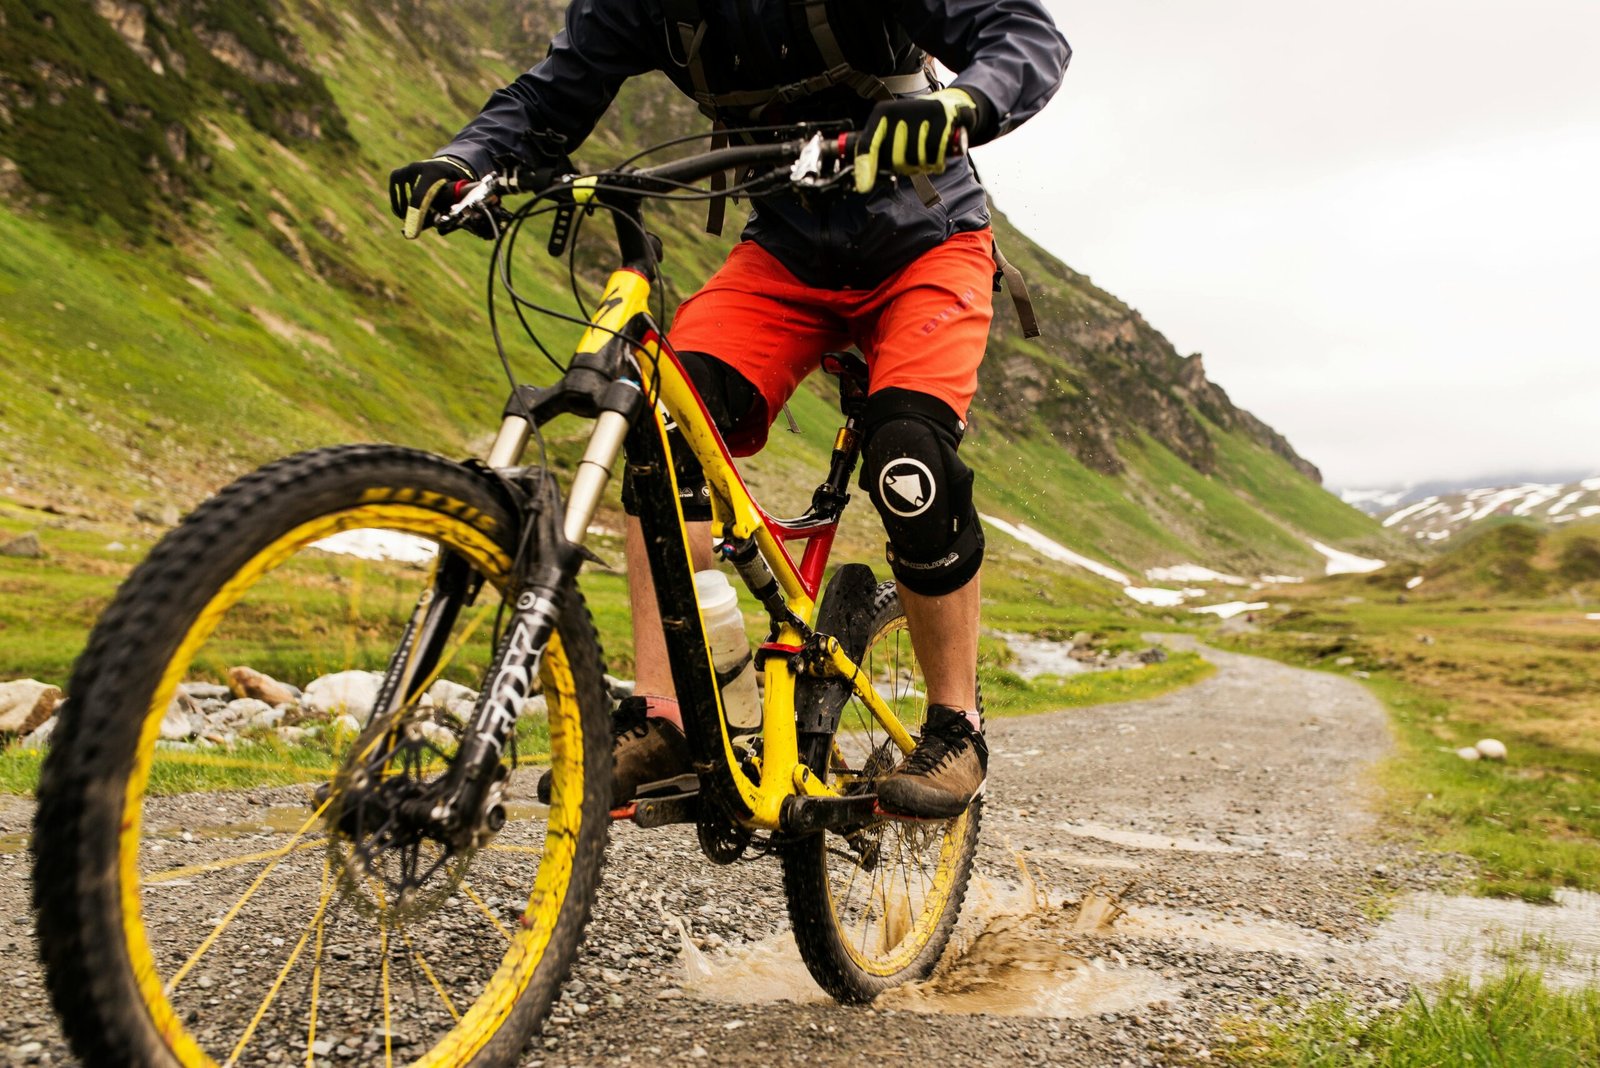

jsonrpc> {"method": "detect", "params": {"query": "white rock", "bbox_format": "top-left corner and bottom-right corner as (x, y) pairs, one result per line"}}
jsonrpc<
(427, 679), (477, 709)
(1474, 738), (1508, 761)
(333, 713), (362, 738)
(1456, 746), (1482, 761)
(216, 698), (271, 727)
(249, 705), (288, 731)
(518, 694), (548, 721)
(21, 716), (56, 749)
(303, 671), (384, 723)
(160, 697), (196, 740)
(277, 726), (311, 744)
(418, 722), (457, 750)
(0, 679), (63, 735)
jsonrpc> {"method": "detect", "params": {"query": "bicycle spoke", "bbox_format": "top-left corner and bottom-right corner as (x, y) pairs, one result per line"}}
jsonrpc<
(400, 928), (461, 1023)
(459, 880), (513, 941)
(380, 924), (394, 1068)
(226, 858), (334, 1066)
(305, 893), (328, 1068)
(145, 838), (327, 884)
(165, 795), (334, 994)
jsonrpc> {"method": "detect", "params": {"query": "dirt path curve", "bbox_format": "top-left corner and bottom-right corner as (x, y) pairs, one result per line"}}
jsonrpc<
(0, 642), (1435, 1066)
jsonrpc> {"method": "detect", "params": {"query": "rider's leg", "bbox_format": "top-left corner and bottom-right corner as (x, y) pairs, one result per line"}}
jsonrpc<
(848, 230), (997, 817)
(626, 515), (713, 729)
(898, 568), (981, 724)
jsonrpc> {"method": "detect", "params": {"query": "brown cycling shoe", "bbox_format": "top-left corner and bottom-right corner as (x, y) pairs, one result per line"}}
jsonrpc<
(536, 696), (692, 807)
(875, 705), (988, 819)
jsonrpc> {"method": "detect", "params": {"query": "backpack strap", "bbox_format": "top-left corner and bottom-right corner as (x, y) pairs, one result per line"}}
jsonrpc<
(991, 241), (1040, 339)
(662, 0), (734, 234)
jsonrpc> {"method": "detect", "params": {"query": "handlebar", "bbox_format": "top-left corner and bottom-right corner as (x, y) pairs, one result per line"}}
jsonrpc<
(438, 127), (966, 227)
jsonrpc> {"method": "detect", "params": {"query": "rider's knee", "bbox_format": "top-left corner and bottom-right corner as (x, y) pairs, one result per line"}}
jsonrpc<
(621, 351), (758, 520)
(859, 388), (985, 596)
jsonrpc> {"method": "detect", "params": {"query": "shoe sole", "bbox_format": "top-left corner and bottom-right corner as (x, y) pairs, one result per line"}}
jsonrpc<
(875, 778), (978, 820)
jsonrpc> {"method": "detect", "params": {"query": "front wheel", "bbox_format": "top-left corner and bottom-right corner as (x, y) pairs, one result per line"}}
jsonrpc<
(33, 445), (612, 1067)
(781, 582), (981, 1003)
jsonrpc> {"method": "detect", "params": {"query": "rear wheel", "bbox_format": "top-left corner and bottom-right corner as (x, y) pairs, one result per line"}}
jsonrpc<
(33, 445), (612, 1067)
(781, 583), (981, 1003)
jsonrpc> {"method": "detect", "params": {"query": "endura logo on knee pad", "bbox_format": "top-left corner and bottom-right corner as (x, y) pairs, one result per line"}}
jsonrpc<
(879, 457), (936, 518)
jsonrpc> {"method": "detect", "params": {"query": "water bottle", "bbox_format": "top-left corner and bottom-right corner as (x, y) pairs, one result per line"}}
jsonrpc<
(693, 569), (761, 740)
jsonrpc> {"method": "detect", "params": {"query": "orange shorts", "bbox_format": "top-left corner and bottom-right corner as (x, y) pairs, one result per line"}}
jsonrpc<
(667, 229), (996, 455)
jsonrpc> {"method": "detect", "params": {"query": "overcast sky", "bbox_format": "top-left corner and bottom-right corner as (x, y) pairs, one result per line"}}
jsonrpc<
(969, 0), (1600, 488)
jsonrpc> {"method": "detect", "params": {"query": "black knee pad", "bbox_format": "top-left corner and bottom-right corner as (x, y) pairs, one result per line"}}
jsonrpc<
(859, 388), (985, 596)
(621, 352), (758, 520)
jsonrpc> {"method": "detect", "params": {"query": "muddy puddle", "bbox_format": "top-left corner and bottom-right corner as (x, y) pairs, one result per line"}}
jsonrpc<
(674, 858), (1180, 1019)
(1344, 889), (1600, 989)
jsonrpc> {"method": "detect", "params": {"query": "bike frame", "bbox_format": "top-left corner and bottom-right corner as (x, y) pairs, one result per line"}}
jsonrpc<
(486, 250), (916, 833)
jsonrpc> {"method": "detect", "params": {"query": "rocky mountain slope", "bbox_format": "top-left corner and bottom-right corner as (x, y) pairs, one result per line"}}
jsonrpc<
(0, 0), (1382, 578)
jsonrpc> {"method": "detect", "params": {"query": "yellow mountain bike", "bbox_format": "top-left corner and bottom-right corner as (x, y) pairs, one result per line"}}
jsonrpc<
(33, 129), (980, 1066)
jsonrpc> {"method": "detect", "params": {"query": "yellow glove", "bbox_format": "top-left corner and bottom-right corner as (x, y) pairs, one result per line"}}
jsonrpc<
(388, 156), (476, 239)
(854, 88), (977, 195)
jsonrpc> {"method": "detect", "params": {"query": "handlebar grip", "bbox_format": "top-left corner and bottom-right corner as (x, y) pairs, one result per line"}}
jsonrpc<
(833, 127), (968, 168)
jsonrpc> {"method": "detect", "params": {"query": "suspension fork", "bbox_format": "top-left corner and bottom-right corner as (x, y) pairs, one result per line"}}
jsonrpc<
(426, 369), (648, 841)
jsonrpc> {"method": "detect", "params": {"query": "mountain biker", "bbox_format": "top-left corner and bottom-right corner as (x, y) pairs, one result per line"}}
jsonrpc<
(389, 0), (1068, 819)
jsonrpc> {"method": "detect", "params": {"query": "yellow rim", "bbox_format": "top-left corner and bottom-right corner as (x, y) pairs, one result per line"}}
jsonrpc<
(823, 615), (970, 977)
(116, 500), (588, 1067)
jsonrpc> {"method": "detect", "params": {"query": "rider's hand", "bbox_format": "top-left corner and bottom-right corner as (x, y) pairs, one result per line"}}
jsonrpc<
(388, 156), (477, 239)
(853, 88), (979, 195)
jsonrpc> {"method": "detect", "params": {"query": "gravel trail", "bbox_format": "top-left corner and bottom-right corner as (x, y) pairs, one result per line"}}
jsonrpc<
(0, 641), (1442, 1065)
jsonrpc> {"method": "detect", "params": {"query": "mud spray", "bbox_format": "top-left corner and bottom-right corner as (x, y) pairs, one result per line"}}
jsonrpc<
(669, 845), (1178, 1018)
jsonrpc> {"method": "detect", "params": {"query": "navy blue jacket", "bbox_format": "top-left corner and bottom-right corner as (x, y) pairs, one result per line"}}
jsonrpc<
(440, 0), (1069, 288)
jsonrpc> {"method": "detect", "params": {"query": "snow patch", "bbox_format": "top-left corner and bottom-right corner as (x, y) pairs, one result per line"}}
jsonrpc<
(311, 529), (439, 564)
(1548, 491), (1584, 516)
(1144, 564), (1247, 586)
(1310, 541), (1385, 575)
(1382, 497), (1439, 528)
(1190, 601), (1268, 620)
(1405, 576), (1424, 590)
(1258, 574), (1303, 585)
(981, 515), (1130, 584)
(1123, 587), (1190, 607)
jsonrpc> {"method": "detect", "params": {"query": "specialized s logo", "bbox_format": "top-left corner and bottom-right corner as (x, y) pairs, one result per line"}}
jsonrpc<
(879, 457), (936, 518)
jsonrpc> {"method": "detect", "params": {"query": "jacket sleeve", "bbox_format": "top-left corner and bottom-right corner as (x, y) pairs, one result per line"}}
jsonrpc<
(890, 0), (1069, 143)
(437, 0), (658, 175)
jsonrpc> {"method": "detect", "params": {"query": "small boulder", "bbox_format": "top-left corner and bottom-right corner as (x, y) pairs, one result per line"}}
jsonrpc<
(249, 705), (288, 731)
(215, 698), (271, 728)
(1137, 646), (1168, 665)
(426, 679), (477, 710)
(159, 696), (197, 740)
(1455, 746), (1481, 762)
(228, 666), (299, 707)
(133, 499), (182, 526)
(518, 694), (548, 721)
(1475, 738), (1508, 761)
(0, 679), (63, 735)
(21, 716), (56, 749)
(0, 532), (44, 558)
(304, 671), (384, 723)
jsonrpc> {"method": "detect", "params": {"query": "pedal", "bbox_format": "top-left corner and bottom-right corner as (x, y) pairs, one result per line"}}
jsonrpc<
(872, 802), (951, 824)
(631, 790), (700, 829)
(780, 792), (880, 835)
